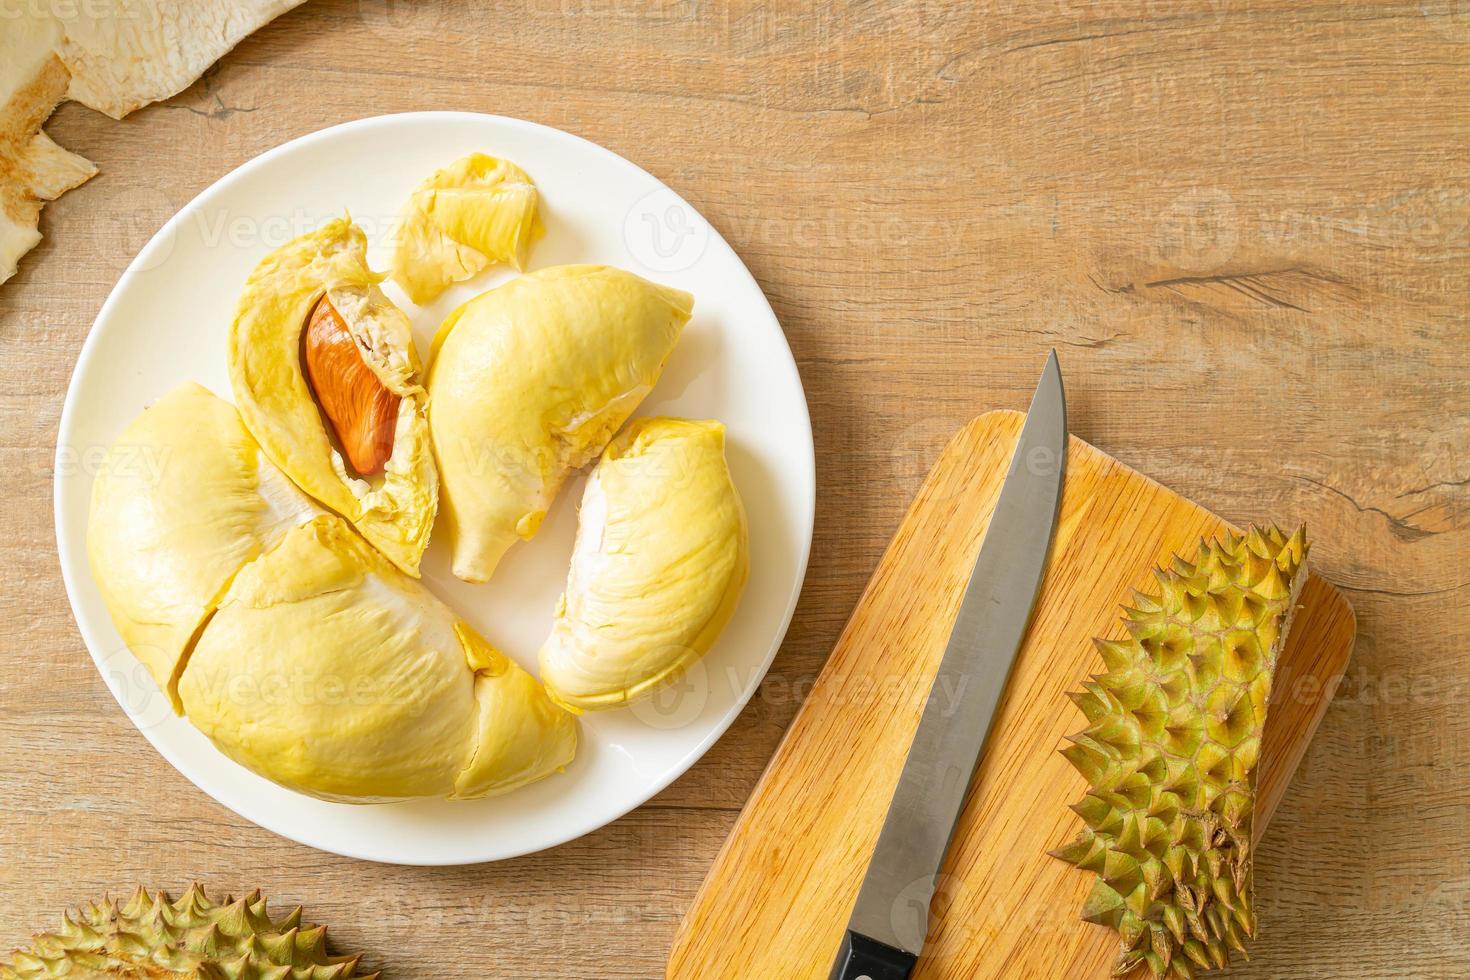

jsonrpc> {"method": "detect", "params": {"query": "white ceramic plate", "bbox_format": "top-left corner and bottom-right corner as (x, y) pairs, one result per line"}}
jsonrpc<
(53, 112), (813, 865)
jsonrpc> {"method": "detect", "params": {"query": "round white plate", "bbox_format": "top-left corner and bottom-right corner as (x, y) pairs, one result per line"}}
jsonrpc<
(54, 112), (813, 865)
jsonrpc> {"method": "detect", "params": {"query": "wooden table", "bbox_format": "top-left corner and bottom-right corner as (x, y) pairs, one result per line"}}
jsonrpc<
(2, 3), (1465, 977)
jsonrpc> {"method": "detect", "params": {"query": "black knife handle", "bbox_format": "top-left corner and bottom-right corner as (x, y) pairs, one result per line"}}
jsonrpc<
(828, 930), (917, 980)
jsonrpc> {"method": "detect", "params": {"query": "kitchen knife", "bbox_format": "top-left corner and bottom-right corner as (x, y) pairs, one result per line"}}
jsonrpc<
(829, 351), (1067, 980)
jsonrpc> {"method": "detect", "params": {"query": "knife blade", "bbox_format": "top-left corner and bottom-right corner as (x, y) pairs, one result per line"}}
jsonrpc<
(830, 351), (1067, 980)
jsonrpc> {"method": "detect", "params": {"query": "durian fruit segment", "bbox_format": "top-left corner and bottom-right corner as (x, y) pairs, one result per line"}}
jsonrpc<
(427, 264), (694, 583)
(178, 514), (576, 803)
(86, 382), (320, 712)
(455, 623), (583, 798)
(1052, 526), (1309, 980)
(540, 418), (748, 712)
(229, 216), (438, 576)
(0, 883), (374, 979)
(390, 152), (542, 305)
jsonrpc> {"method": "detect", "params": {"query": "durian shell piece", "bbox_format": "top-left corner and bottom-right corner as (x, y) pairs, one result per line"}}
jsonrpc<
(178, 514), (576, 803)
(50, 1), (306, 121)
(426, 264), (694, 583)
(0, 14), (96, 287)
(389, 152), (542, 304)
(1052, 525), (1309, 979)
(229, 217), (438, 576)
(86, 382), (320, 712)
(0, 883), (376, 979)
(539, 417), (749, 711)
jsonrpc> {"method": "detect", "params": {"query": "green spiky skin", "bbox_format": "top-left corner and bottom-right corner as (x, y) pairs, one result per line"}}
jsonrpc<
(0, 884), (376, 980)
(1051, 526), (1308, 979)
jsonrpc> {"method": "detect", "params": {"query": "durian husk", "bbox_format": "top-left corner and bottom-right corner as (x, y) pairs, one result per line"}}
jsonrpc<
(0, 14), (95, 287)
(1, 1), (304, 286)
(0, 884), (376, 979)
(1051, 525), (1308, 979)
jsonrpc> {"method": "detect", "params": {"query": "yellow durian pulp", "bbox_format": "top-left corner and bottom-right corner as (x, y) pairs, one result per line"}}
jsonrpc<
(390, 152), (542, 304)
(229, 216), (438, 576)
(540, 418), (748, 711)
(86, 382), (320, 711)
(426, 265), (694, 583)
(179, 515), (576, 803)
(87, 386), (576, 802)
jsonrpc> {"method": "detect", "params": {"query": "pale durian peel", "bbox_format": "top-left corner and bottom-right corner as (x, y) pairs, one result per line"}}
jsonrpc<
(2, 1), (305, 287)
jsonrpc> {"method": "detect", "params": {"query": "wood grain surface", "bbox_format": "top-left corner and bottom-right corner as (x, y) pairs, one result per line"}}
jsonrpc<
(667, 410), (1356, 979)
(1, 2), (1466, 978)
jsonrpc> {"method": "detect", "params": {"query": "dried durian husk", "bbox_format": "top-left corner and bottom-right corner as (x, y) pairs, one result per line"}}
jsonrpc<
(0, 14), (95, 285)
(0, 0), (305, 286)
(53, 0), (306, 120)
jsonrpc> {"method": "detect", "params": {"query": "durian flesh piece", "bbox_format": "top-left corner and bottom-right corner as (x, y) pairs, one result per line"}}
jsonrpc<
(179, 514), (577, 803)
(230, 216), (438, 576)
(88, 387), (575, 803)
(540, 418), (748, 711)
(1052, 526), (1309, 979)
(0, 883), (375, 979)
(86, 382), (320, 712)
(427, 264), (694, 583)
(390, 152), (541, 304)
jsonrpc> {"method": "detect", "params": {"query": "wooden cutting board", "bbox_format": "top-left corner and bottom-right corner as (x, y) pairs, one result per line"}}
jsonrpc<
(667, 410), (1356, 980)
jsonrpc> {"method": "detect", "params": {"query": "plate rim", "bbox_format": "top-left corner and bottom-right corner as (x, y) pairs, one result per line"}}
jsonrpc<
(52, 110), (814, 865)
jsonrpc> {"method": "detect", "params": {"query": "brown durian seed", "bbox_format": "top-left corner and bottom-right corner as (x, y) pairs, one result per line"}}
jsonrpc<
(302, 293), (400, 477)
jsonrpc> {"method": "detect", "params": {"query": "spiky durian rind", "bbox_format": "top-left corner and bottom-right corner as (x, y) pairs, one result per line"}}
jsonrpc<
(1052, 525), (1308, 979)
(0, 884), (377, 980)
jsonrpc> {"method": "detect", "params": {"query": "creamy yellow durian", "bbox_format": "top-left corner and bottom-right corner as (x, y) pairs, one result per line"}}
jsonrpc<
(229, 217), (437, 576)
(87, 382), (320, 711)
(427, 265), (694, 582)
(390, 153), (541, 304)
(540, 418), (748, 711)
(178, 515), (578, 803)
